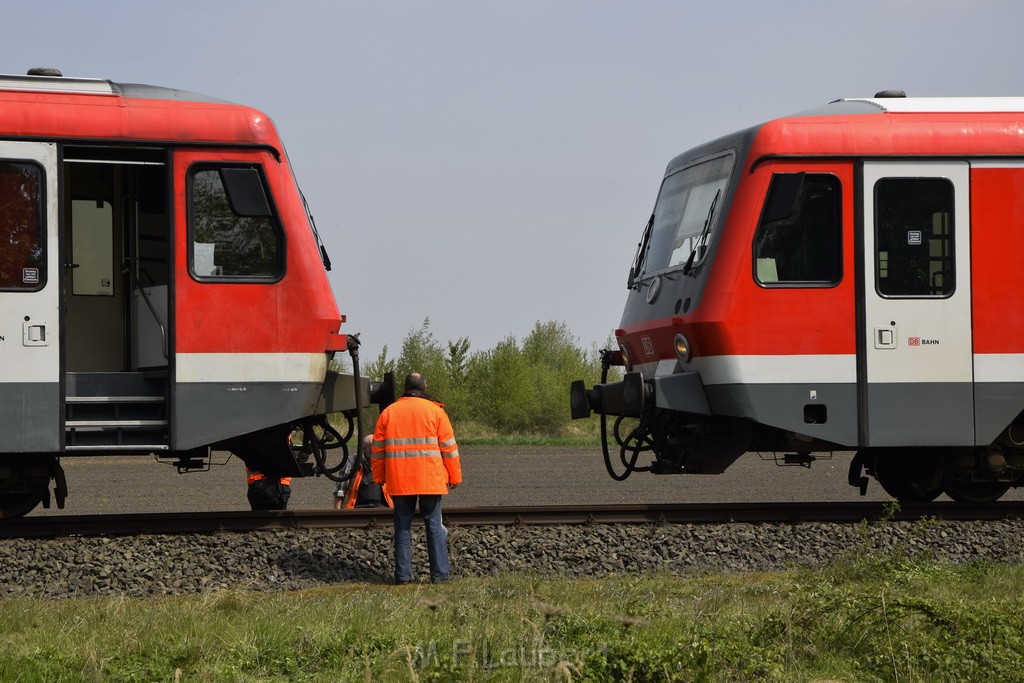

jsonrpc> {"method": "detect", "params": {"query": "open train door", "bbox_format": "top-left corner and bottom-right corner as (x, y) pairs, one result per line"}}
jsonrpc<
(61, 148), (171, 455)
(860, 161), (973, 446)
(0, 141), (60, 451)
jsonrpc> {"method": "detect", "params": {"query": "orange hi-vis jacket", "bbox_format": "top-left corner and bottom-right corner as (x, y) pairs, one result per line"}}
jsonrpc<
(371, 395), (462, 496)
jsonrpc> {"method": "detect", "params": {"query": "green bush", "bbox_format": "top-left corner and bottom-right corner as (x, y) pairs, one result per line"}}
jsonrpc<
(371, 318), (608, 439)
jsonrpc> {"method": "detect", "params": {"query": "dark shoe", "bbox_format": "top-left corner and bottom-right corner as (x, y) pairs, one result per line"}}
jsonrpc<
(431, 577), (451, 584)
(395, 579), (410, 585)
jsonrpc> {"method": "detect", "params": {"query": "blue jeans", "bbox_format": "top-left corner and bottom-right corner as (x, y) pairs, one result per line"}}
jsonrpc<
(392, 495), (450, 583)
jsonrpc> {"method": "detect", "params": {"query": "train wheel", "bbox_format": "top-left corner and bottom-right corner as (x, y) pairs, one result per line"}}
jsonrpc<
(871, 449), (943, 502)
(0, 459), (56, 519)
(942, 476), (1010, 503)
(0, 485), (46, 518)
(941, 449), (1012, 503)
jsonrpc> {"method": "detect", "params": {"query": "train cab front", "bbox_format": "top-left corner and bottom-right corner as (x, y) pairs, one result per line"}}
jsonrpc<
(570, 138), (759, 480)
(570, 320), (751, 481)
(570, 335), (710, 422)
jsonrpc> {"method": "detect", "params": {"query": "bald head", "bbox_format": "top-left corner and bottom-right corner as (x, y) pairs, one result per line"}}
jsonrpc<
(404, 373), (427, 393)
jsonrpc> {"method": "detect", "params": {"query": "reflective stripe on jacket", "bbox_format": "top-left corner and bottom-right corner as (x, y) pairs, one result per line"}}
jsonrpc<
(371, 395), (462, 496)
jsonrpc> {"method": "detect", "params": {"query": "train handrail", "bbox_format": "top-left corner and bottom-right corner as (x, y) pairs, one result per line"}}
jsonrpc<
(127, 263), (169, 361)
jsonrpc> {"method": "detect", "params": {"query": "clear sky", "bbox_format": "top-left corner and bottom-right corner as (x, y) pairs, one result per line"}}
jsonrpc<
(3, 1), (1022, 362)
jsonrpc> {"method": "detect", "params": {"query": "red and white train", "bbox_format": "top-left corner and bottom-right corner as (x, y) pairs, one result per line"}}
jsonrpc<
(571, 91), (1024, 503)
(0, 69), (386, 518)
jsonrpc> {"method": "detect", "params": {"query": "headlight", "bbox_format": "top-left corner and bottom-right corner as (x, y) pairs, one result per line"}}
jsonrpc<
(673, 333), (691, 363)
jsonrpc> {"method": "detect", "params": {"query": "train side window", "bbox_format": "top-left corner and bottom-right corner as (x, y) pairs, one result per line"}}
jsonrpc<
(874, 178), (954, 297)
(0, 161), (45, 291)
(753, 173), (841, 286)
(188, 165), (283, 281)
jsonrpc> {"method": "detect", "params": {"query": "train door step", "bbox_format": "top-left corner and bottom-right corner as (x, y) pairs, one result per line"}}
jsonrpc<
(64, 372), (169, 452)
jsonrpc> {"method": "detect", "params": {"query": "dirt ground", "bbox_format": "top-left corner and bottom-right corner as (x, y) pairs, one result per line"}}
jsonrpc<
(28, 445), (952, 516)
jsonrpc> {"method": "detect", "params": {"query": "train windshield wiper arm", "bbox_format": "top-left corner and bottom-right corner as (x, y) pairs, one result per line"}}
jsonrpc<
(300, 190), (332, 271)
(627, 214), (655, 290)
(682, 188), (720, 277)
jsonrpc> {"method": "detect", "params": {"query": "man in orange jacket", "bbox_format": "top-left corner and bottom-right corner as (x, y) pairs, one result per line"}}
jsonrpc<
(372, 372), (462, 584)
(246, 469), (292, 510)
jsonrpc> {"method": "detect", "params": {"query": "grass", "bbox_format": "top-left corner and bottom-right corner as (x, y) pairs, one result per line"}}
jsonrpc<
(4, 540), (1024, 682)
(453, 419), (603, 446)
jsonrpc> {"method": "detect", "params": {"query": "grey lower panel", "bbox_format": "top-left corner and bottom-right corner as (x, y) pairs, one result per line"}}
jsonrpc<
(0, 382), (60, 452)
(866, 382), (973, 447)
(320, 371), (376, 413)
(703, 382), (858, 447)
(173, 382), (326, 450)
(652, 372), (711, 415)
(974, 382), (1024, 446)
(669, 380), (1024, 448)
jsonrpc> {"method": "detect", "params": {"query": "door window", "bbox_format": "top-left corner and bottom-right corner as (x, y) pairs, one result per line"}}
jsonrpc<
(0, 161), (45, 291)
(874, 178), (954, 297)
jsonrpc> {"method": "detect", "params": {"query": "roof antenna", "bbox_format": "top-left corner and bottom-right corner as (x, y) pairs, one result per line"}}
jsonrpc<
(27, 68), (63, 77)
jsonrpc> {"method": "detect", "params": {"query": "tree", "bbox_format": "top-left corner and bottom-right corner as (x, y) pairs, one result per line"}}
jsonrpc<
(446, 337), (471, 386)
(372, 317), (610, 436)
(363, 344), (395, 383)
(465, 336), (532, 431)
(396, 318), (456, 413)
(519, 321), (595, 432)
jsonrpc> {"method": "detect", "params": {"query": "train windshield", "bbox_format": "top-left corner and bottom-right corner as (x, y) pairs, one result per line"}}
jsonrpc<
(637, 153), (734, 279)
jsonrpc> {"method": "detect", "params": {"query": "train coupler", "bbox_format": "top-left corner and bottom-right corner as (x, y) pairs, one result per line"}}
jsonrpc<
(570, 372), (647, 420)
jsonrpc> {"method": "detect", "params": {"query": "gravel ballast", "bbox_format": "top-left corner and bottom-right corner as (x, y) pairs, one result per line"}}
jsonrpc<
(3, 519), (1024, 598)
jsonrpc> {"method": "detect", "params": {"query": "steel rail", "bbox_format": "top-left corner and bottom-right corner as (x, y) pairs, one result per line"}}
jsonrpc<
(6, 500), (1024, 539)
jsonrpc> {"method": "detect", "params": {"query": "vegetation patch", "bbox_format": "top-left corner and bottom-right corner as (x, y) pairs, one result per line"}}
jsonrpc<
(3, 549), (1024, 681)
(362, 318), (618, 441)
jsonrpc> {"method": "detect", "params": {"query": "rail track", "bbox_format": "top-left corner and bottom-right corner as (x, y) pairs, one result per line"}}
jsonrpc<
(7, 500), (1024, 539)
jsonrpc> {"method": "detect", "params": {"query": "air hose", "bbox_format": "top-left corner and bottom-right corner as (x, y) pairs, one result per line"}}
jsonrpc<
(598, 350), (654, 481)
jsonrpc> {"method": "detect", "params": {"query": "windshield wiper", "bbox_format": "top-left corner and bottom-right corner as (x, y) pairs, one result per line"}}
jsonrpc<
(627, 214), (655, 290)
(682, 188), (721, 277)
(300, 190), (332, 271)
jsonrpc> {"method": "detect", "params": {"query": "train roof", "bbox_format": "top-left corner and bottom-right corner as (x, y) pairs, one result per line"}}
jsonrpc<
(800, 95), (1024, 115)
(667, 94), (1024, 174)
(0, 70), (282, 149)
(0, 72), (233, 103)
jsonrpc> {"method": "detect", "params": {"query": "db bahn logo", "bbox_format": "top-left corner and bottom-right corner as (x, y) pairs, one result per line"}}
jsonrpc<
(908, 337), (921, 346)
(641, 336), (655, 356)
